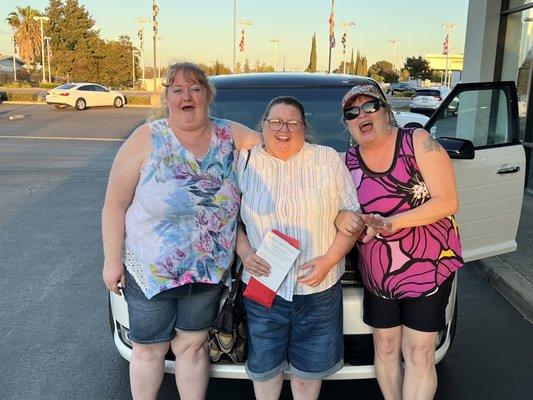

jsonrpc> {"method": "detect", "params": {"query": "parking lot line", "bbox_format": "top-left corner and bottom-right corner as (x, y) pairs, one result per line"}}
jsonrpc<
(0, 135), (125, 142)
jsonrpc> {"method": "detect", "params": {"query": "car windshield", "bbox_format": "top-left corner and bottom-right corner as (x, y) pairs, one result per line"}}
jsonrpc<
(415, 90), (441, 97)
(211, 86), (351, 151)
(56, 83), (76, 90)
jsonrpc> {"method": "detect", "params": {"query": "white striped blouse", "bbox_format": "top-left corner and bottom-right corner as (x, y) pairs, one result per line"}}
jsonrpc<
(237, 143), (360, 301)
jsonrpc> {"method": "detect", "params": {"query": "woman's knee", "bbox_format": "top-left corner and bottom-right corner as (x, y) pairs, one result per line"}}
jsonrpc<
(171, 331), (208, 360)
(132, 341), (170, 362)
(404, 343), (435, 370)
(373, 330), (401, 359)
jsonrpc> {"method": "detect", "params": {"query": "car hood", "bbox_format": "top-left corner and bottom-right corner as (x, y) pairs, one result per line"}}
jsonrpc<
(393, 110), (430, 125)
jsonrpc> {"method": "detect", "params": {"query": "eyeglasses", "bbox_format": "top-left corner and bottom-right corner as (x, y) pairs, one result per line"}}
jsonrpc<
(264, 119), (303, 132)
(343, 99), (382, 120)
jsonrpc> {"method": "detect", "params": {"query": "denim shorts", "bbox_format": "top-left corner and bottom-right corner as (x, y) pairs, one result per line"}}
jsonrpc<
(244, 280), (344, 381)
(123, 270), (224, 344)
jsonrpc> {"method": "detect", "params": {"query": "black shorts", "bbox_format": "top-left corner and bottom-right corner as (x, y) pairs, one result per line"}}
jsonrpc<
(363, 273), (455, 333)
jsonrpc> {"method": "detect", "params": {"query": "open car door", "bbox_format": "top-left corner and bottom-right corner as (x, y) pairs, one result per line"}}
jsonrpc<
(425, 81), (525, 262)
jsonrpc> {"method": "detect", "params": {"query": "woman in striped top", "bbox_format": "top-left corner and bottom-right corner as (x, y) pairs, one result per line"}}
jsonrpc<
(235, 96), (362, 400)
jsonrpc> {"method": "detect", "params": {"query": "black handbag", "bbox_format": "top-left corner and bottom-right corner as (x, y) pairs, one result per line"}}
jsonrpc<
(208, 259), (247, 363)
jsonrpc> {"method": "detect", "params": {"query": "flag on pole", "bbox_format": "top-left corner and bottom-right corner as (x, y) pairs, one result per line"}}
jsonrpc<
(341, 32), (346, 54)
(329, 1), (335, 48)
(442, 33), (449, 55)
(239, 29), (245, 52)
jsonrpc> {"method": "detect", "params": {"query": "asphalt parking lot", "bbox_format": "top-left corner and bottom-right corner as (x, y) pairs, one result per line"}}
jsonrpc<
(1, 104), (532, 400)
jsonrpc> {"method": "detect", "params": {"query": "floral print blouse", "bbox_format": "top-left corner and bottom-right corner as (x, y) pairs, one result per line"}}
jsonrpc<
(345, 128), (464, 299)
(124, 118), (239, 299)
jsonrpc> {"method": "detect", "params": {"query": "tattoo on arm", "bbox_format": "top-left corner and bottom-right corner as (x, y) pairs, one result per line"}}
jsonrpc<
(422, 135), (444, 153)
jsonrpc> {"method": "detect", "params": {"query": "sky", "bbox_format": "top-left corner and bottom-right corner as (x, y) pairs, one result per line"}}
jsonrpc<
(0, 0), (469, 71)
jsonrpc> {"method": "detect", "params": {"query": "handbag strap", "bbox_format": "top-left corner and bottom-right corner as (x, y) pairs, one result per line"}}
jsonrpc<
(228, 259), (243, 301)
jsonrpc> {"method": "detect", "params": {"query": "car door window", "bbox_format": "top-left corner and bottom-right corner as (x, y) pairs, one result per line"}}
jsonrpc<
(93, 85), (108, 92)
(78, 85), (93, 91)
(429, 85), (517, 148)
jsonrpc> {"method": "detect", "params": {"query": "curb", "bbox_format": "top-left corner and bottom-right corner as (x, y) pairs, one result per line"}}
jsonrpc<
(470, 258), (533, 324)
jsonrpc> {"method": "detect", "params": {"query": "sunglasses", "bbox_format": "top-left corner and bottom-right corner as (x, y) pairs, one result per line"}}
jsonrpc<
(343, 99), (382, 120)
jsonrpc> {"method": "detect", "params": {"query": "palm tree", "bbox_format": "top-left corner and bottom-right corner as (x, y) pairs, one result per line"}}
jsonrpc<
(7, 6), (42, 64)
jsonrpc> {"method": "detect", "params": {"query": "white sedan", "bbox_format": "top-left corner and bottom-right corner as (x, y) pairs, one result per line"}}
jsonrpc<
(45, 83), (126, 110)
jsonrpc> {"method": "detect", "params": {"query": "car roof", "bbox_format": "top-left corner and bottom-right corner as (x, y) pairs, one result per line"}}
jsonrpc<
(208, 73), (377, 88)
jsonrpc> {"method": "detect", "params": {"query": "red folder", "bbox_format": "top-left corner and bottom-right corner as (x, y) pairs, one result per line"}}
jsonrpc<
(243, 230), (300, 308)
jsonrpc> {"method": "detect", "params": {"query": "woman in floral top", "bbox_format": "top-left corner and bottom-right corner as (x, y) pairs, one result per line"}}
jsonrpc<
(101, 62), (260, 399)
(336, 85), (463, 400)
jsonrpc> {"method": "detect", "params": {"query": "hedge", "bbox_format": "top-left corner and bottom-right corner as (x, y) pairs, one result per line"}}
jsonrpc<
(124, 94), (152, 105)
(5, 92), (45, 102)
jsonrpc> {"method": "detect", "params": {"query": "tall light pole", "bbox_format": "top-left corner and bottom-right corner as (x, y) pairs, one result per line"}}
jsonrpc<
(442, 23), (457, 87)
(269, 38), (282, 71)
(10, 25), (17, 81)
(387, 39), (400, 70)
(132, 46), (136, 88)
(341, 21), (355, 74)
(44, 36), (51, 82)
(33, 15), (50, 83)
(135, 18), (150, 84)
(152, 0), (159, 91)
(156, 36), (166, 80)
(237, 19), (252, 70)
(233, 0), (237, 72)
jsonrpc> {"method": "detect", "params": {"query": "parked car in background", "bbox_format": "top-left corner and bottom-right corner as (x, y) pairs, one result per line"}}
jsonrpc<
(45, 83), (126, 110)
(108, 74), (525, 380)
(410, 86), (451, 114)
(387, 82), (417, 95)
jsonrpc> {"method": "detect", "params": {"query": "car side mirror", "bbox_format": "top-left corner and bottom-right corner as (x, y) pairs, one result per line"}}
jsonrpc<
(436, 137), (475, 159)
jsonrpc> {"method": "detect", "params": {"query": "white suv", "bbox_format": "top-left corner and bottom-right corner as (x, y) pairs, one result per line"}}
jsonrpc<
(108, 75), (525, 380)
(410, 86), (451, 114)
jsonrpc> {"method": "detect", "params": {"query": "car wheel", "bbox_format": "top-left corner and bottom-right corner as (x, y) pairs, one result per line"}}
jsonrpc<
(404, 122), (423, 129)
(114, 97), (124, 108)
(75, 98), (86, 110)
(54, 104), (67, 109)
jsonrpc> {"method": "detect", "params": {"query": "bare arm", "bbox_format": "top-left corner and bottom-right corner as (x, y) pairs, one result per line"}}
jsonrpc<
(229, 121), (262, 151)
(235, 220), (270, 277)
(101, 124), (151, 294)
(298, 230), (357, 287)
(362, 129), (458, 240)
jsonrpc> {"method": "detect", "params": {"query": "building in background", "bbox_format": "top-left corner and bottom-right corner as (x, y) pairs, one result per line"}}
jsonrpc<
(425, 53), (464, 86)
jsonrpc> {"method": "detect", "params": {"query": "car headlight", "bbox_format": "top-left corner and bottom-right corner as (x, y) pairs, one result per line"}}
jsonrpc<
(117, 323), (133, 348)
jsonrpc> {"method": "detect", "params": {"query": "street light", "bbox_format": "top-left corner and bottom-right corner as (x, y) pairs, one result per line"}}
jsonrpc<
(156, 36), (166, 80)
(442, 23), (458, 87)
(44, 36), (51, 83)
(135, 18), (150, 84)
(341, 21), (355, 74)
(387, 39), (400, 70)
(33, 15), (50, 83)
(269, 38), (282, 71)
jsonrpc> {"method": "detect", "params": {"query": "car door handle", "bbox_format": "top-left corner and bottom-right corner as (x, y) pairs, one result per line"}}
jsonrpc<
(497, 166), (520, 174)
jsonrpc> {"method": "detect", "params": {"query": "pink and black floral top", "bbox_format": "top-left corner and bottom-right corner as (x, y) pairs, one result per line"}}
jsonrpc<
(345, 128), (463, 299)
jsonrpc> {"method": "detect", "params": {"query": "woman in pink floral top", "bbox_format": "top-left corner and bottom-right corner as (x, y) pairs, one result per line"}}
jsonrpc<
(336, 85), (463, 400)
(101, 62), (260, 399)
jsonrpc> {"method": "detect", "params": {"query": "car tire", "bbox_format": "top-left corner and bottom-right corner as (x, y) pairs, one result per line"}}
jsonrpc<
(404, 122), (423, 129)
(75, 98), (86, 110)
(114, 97), (124, 108)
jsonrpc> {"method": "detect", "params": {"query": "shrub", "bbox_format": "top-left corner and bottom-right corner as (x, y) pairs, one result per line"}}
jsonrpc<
(2, 81), (33, 89)
(125, 94), (151, 106)
(6, 92), (44, 102)
(39, 82), (60, 89)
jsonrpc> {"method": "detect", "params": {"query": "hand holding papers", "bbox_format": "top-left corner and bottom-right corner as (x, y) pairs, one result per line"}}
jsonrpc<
(243, 230), (300, 308)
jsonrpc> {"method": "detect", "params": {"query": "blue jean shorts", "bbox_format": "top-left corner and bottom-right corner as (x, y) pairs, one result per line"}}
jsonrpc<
(244, 280), (344, 381)
(123, 270), (224, 344)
